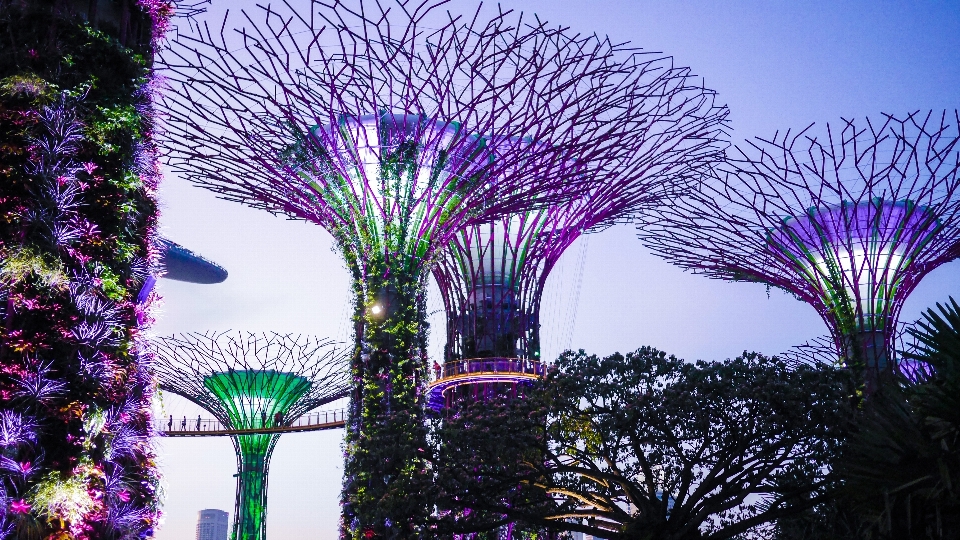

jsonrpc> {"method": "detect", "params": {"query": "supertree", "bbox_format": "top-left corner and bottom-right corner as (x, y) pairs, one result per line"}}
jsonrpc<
(639, 111), (960, 390)
(156, 0), (691, 535)
(428, 75), (727, 410)
(0, 0), (176, 537)
(152, 331), (350, 540)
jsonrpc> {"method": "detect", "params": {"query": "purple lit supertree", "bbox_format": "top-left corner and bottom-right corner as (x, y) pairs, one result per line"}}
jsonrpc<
(639, 112), (960, 390)
(428, 77), (728, 410)
(155, 0), (704, 535)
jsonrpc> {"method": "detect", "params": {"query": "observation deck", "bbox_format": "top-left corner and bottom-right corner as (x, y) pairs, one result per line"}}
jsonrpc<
(427, 358), (546, 410)
(162, 408), (345, 437)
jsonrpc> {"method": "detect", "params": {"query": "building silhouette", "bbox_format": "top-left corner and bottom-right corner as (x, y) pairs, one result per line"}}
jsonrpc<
(196, 509), (229, 540)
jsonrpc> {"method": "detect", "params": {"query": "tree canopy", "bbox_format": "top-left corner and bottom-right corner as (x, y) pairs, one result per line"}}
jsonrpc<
(433, 348), (851, 539)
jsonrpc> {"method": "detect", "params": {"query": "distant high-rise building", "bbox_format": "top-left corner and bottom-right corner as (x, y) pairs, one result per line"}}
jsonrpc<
(571, 533), (607, 540)
(196, 509), (229, 540)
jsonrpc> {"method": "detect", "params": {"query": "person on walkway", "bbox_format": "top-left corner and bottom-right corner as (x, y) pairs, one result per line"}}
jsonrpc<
(261, 411), (267, 428)
(274, 411), (283, 427)
(181, 416), (186, 430)
(196, 415), (201, 431)
(168, 415), (173, 431)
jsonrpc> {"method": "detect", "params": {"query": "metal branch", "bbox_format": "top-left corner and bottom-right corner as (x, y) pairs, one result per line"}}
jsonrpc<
(157, 0), (727, 269)
(639, 111), (960, 377)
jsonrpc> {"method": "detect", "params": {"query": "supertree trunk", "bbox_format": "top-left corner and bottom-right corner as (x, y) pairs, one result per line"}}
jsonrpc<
(343, 250), (433, 537)
(0, 1), (171, 538)
(231, 434), (276, 540)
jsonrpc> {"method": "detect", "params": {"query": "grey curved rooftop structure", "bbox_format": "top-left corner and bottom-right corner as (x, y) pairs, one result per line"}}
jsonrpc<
(158, 238), (228, 284)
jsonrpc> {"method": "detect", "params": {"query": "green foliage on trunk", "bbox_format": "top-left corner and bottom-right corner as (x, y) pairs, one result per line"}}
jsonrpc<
(341, 251), (433, 539)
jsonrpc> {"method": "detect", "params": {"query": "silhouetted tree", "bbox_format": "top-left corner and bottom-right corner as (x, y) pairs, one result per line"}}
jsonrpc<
(433, 348), (850, 539)
(834, 298), (960, 539)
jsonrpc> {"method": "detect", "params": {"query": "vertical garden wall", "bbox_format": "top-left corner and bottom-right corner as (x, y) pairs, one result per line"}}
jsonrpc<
(0, 1), (169, 537)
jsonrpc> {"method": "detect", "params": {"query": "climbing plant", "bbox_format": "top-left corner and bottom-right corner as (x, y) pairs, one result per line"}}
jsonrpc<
(0, 1), (170, 538)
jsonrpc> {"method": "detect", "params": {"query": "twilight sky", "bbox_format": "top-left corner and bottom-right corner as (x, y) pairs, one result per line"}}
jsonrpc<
(151, 1), (960, 538)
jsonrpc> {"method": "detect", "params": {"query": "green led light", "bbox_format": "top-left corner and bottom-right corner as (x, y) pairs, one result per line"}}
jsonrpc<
(203, 370), (312, 540)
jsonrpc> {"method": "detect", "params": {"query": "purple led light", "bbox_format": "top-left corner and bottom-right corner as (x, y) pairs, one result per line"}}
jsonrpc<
(769, 199), (940, 261)
(639, 112), (960, 369)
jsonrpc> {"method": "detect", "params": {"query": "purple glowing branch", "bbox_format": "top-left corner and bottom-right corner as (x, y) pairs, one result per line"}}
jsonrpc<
(157, 0), (724, 265)
(420, 16), (727, 362)
(433, 68), (727, 361)
(639, 111), (960, 363)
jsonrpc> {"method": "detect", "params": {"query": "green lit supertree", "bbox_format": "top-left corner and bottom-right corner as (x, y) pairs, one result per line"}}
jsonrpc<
(152, 332), (349, 540)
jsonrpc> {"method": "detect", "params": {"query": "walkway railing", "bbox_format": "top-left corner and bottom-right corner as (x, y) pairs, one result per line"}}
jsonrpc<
(427, 358), (547, 411)
(162, 408), (346, 437)
(431, 357), (547, 382)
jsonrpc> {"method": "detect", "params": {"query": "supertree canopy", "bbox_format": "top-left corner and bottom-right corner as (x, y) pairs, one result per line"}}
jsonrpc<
(430, 77), (727, 410)
(639, 112), (960, 388)
(156, 0), (696, 535)
(0, 1), (173, 537)
(152, 332), (349, 540)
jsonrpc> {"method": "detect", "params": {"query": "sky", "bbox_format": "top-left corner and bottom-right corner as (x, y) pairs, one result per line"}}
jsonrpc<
(151, 1), (960, 538)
